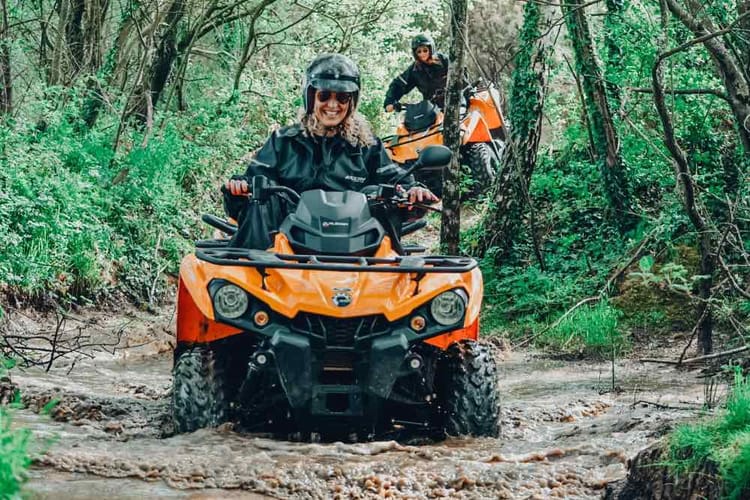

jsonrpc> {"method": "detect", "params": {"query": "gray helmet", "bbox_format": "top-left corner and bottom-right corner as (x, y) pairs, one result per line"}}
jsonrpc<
(302, 53), (361, 114)
(411, 34), (435, 58)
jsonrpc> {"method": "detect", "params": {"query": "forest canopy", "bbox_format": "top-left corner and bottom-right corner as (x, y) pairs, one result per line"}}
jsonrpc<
(0, 0), (749, 361)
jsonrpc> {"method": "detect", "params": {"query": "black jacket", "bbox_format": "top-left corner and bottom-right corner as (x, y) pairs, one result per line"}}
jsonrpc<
(224, 123), (415, 247)
(384, 53), (449, 109)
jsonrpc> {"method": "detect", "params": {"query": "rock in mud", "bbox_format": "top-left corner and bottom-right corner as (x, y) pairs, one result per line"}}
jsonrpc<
(604, 442), (722, 499)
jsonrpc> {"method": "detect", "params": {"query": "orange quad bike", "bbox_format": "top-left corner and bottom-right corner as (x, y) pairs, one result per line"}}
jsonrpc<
(172, 146), (500, 440)
(383, 79), (506, 198)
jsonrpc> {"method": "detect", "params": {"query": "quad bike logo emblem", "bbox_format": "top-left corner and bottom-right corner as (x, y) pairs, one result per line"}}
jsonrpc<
(332, 287), (353, 307)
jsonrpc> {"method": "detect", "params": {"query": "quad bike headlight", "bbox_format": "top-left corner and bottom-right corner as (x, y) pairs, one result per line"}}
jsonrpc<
(430, 290), (466, 326)
(213, 283), (248, 319)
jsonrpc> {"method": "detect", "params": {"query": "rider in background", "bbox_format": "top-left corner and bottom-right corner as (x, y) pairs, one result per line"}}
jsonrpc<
(224, 53), (437, 248)
(384, 34), (450, 112)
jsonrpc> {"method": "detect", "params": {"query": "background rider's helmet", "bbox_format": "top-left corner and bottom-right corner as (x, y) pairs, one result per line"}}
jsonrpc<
(302, 53), (361, 115)
(411, 34), (435, 59)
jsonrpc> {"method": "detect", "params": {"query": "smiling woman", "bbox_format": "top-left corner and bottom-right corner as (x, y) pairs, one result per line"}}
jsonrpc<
(222, 53), (438, 249)
(312, 89), (352, 129)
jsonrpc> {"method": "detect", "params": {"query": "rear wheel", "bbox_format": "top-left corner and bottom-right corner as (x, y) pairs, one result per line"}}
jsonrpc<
(172, 346), (229, 433)
(437, 340), (500, 437)
(461, 143), (495, 199)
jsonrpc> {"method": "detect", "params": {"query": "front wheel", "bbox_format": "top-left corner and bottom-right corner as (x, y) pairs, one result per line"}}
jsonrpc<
(437, 340), (500, 437)
(172, 346), (229, 433)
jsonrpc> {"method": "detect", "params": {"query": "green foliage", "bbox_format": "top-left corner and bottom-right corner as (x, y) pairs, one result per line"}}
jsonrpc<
(0, 409), (31, 499)
(0, 358), (31, 498)
(0, 0), (448, 304)
(507, 0), (545, 141)
(0, 104), (254, 302)
(668, 368), (750, 499)
(541, 300), (626, 355)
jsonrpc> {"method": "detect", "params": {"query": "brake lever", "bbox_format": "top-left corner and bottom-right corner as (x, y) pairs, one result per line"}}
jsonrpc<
(394, 199), (442, 213)
(413, 203), (442, 213)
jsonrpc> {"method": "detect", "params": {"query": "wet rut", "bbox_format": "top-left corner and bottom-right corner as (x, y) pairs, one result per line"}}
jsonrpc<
(9, 330), (712, 499)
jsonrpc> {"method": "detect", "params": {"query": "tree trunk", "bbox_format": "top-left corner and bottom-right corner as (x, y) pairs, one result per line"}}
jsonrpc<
(49, 0), (71, 85)
(67, 0), (85, 73)
(475, 1), (553, 259)
(736, 0), (750, 75)
(440, 0), (468, 255)
(604, 0), (626, 111)
(83, 0), (109, 72)
(654, 0), (715, 354)
(563, 0), (634, 233)
(128, 0), (185, 124)
(0, 0), (11, 115)
(37, 1), (51, 80)
(81, 3), (138, 129)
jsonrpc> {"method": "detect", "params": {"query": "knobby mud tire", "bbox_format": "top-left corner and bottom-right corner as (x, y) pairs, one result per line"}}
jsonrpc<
(462, 143), (495, 199)
(438, 340), (500, 437)
(172, 346), (229, 433)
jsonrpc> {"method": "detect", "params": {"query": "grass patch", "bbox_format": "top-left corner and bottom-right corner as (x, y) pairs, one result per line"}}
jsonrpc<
(668, 367), (750, 499)
(539, 300), (627, 356)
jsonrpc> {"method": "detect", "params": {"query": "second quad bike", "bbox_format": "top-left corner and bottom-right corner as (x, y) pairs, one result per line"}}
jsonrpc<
(383, 79), (506, 198)
(172, 146), (500, 440)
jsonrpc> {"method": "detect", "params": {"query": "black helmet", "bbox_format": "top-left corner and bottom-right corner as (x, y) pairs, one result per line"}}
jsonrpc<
(411, 34), (435, 58)
(302, 53), (361, 115)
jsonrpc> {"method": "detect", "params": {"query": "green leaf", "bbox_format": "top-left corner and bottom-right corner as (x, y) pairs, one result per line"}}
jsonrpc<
(638, 255), (654, 273)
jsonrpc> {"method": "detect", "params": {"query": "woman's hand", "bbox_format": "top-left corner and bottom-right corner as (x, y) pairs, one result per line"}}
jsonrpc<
(406, 186), (438, 204)
(385, 104), (395, 113)
(225, 179), (251, 197)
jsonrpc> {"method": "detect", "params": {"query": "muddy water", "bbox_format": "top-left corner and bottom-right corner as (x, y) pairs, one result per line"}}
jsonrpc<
(8, 337), (714, 500)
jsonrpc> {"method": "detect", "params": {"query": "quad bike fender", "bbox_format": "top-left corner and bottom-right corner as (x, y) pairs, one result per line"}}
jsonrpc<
(177, 254), (257, 343)
(385, 128), (443, 164)
(176, 274), (242, 344)
(461, 111), (492, 144)
(469, 90), (504, 130)
(260, 234), (482, 322)
(424, 266), (483, 350)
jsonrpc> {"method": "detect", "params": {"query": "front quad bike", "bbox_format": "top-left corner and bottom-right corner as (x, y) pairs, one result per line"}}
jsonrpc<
(383, 79), (506, 198)
(172, 146), (500, 440)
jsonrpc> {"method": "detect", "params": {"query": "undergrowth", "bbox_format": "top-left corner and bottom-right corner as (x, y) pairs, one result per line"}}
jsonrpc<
(0, 358), (31, 499)
(0, 99), (264, 306)
(668, 367), (750, 499)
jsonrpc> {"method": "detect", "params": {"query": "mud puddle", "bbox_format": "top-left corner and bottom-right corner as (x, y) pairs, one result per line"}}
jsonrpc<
(5, 342), (713, 499)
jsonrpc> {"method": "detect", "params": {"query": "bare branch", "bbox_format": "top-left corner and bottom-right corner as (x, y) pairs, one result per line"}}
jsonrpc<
(628, 86), (728, 101)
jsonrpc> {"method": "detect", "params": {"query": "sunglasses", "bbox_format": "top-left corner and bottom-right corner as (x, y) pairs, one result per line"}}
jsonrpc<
(316, 90), (353, 104)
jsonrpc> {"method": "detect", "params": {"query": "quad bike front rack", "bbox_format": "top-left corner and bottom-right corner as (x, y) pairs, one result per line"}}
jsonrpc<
(195, 247), (477, 274)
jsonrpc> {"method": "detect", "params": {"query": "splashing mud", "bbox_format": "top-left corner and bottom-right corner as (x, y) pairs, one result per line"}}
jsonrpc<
(6, 308), (712, 499)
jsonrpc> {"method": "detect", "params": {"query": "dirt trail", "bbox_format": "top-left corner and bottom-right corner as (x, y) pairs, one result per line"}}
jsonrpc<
(3, 307), (713, 499)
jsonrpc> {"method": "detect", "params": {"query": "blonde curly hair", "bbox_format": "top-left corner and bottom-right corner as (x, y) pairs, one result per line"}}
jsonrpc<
(298, 108), (377, 148)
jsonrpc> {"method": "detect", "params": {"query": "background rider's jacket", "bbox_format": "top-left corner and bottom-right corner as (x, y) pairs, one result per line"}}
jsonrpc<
(224, 123), (414, 223)
(383, 52), (449, 109)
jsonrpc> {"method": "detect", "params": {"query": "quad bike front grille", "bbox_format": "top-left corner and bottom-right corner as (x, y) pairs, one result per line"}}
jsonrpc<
(291, 313), (390, 346)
